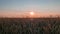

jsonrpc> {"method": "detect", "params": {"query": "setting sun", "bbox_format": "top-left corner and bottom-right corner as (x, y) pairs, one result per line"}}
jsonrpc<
(30, 12), (34, 16)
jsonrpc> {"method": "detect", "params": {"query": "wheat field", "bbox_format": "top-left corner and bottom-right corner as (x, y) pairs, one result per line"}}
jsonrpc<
(0, 18), (60, 34)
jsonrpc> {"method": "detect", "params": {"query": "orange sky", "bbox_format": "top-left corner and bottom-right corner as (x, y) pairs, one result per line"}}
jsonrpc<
(0, 11), (60, 18)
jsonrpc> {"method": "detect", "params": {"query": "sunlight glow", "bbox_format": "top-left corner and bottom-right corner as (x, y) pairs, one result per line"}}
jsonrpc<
(30, 12), (34, 16)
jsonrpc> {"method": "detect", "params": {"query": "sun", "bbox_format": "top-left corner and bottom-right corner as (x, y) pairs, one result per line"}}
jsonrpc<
(30, 12), (34, 15)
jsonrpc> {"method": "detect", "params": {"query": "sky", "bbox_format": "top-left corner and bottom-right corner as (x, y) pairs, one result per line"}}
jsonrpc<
(0, 0), (60, 17)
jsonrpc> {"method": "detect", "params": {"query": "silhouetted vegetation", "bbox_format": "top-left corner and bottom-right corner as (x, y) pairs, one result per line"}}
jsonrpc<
(0, 18), (60, 34)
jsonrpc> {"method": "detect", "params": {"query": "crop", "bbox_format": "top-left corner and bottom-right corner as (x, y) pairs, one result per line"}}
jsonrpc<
(0, 18), (60, 34)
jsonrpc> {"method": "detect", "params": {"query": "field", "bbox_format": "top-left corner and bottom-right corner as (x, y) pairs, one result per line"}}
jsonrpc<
(0, 18), (60, 34)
